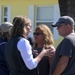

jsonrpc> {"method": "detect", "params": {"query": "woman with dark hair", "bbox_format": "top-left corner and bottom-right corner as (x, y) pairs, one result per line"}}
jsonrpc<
(12, 16), (33, 46)
(5, 16), (54, 75)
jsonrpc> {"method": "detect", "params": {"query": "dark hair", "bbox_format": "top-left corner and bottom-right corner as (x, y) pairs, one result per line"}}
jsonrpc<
(11, 16), (31, 37)
(12, 16), (19, 24)
(27, 37), (33, 46)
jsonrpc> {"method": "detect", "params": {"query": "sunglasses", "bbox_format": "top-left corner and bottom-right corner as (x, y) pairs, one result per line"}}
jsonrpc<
(33, 32), (43, 36)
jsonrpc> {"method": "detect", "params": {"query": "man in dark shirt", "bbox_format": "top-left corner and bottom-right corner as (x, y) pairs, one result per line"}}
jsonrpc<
(50, 16), (75, 75)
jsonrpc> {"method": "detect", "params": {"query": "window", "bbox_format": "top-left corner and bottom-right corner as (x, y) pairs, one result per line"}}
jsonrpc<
(36, 6), (54, 33)
(3, 6), (11, 22)
(4, 7), (8, 22)
(29, 5), (60, 40)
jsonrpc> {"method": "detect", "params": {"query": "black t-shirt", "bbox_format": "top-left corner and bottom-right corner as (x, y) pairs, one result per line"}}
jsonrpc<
(33, 47), (50, 75)
(50, 33), (75, 75)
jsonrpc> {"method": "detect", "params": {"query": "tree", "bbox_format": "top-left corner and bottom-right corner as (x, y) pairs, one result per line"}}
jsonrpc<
(59, 0), (68, 16)
(59, 0), (75, 20)
(59, 0), (75, 31)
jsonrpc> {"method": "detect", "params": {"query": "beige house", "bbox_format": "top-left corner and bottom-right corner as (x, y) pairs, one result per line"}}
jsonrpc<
(0, 0), (62, 47)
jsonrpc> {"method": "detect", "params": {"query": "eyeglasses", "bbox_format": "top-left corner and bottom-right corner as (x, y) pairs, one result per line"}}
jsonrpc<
(26, 24), (32, 28)
(33, 32), (43, 36)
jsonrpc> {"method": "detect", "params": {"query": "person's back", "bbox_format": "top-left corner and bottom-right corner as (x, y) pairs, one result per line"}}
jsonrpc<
(0, 40), (9, 75)
(5, 36), (38, 75)
(0, 22), (13, 75)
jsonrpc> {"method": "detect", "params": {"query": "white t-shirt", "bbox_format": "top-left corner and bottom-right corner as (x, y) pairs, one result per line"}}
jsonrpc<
(17, 38), (38, 70)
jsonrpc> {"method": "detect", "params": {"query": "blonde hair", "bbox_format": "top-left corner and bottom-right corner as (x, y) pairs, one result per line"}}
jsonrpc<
(33, 24), (54, 48)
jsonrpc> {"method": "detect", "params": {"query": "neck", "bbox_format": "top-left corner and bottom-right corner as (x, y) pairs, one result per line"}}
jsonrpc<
(67, 30), (74, 35)
(37, 43), (44, 48)
(64, 29), (74, 37)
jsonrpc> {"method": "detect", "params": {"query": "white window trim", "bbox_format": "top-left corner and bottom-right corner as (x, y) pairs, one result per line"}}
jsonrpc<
(36, 4), (60, 40)
(29, 5), (34, 38)
(0, 6), (2, 24)
(28, 4), (60, 40)
(36, 5), (54, 22)
(3, 6), (11, 22)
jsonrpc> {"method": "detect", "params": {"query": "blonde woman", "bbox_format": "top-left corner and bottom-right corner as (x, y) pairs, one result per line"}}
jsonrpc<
(33, 24), (55, 75)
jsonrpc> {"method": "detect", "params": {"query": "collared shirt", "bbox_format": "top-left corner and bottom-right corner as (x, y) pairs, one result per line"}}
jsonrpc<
(17, 38), (38, 70)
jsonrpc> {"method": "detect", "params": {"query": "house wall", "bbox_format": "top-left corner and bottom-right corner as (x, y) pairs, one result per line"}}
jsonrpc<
(0, 0), (58, 22)
(0, 0), (62, 48)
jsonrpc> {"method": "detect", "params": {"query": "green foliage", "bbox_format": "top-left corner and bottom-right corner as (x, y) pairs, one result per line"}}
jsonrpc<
(54, 36), (63, 48)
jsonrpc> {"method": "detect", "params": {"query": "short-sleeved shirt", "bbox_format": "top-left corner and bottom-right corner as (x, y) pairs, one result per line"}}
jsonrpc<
(50, 33), (75, 75)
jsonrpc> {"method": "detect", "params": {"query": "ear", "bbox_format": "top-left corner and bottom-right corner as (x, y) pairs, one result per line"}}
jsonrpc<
(69, 25), (72, 28)
(67, 24), (73, 32)
(67, 24), (71, 29)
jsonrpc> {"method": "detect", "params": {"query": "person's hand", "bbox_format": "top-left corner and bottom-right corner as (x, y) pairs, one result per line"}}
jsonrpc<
(48, 45), (55, 58)
(35, 46), (55, 63)
(43, 45), (55, 57)
(33, 50), (38, 57)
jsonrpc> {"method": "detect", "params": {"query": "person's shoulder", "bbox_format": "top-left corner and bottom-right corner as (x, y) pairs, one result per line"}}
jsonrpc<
(27, 37), (32, 40)
(62, 37), (73, 46)
(0, 42), (6, 45)
(0, 37), (6, 46)
(65, 33), (75, 41)
(18, 38), (29, 44)
(0, 37), (4, 43)
(27, 37), (33, 42)
(65, 33), (75, 38)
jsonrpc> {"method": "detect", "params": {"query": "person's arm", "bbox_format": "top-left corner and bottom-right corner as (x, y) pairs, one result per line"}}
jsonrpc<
(52, 55), (69, 75)
(33, 45), (55, 63)
(17, 38), (38, 70)
(17, 38), (52, 70)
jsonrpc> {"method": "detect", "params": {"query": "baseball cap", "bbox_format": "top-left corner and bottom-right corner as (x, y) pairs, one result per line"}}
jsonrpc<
(0, 22), (13, 32)
(52, 16), (74, 27)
